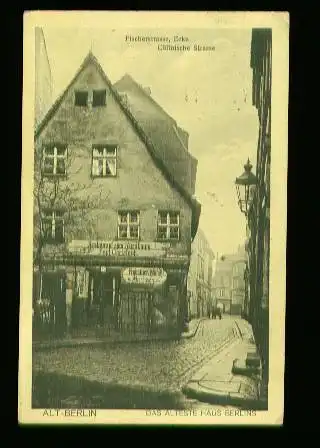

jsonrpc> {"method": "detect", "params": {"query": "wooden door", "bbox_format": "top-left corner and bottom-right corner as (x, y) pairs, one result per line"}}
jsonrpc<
(41, 272), (66, 336)
(119, 290), (152, 335)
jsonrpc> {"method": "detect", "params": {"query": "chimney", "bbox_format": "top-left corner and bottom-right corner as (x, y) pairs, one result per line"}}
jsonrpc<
(143, 86), (152, 96)
(119, 92), (128, 105)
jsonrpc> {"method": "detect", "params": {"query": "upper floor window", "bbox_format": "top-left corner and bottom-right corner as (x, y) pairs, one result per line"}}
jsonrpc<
(92, 89), (106, 107)
(197, 254), (204, 279)
(92, 145), (117, 177)
(157, 211), (180, 241)
(42, 144), (67, 176)
(42, 209), (64, 244)
(75, 90), (88, 107)
(118, 211), (140, 239)
(74, 89), (107, 107)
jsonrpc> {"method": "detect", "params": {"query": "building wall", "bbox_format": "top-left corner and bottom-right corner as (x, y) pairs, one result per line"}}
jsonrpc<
(213, 265), (232, 313)
(33, 58), (195, 338)
(35, 27), (53, 126)
(247, 28), (272, 387)
(34, 61), (192, 255)
(187, 228), (214, 319)
(231, 260), (246, 314)
(213, 247), (246, 315)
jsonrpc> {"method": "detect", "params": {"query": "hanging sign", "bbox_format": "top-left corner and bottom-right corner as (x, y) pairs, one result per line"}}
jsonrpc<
(122, 267), (167, 286)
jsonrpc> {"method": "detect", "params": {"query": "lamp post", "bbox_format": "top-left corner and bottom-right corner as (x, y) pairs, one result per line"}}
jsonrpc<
(235, 159), (257, 217)
(235, 159), (257, 323)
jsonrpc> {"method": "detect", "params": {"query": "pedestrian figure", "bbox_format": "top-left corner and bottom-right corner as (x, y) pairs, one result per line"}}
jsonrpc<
(207, 302), (211, 319)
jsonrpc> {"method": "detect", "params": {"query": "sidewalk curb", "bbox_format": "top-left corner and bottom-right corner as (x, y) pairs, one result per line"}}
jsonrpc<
(178, 331), (239, 385)
(181, 321), (266, 410)
(181, 318), (206, 340)
(182, 381), (263, 410)
(33, 319), (205, 351)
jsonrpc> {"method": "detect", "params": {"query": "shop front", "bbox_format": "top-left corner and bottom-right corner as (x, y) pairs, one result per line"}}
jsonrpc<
(34, 239), (190, 340)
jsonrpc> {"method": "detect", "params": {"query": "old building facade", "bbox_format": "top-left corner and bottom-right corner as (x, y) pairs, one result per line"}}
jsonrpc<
(245, 28), (271, 394)
(33, 52), (200, 340)
(35, 27), (53, 126)
(213, 257), (232, 314)
(187, 228), (214, 319)
(212, 246), (246, 315)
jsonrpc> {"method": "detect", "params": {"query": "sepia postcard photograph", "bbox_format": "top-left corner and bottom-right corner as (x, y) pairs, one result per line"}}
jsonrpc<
(19, 11), (289, 425)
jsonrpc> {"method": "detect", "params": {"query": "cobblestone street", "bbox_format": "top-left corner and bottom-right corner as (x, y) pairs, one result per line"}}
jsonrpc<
(33, 317), (238, 401)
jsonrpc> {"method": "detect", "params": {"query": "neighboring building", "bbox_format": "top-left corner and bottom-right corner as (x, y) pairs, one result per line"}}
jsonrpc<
(246, 28), (271, 401)
(33, 51), (201, 340)
(187, 228), (214, 319)
(213, 257), (232, 314)
(231, 247), (246, 315)
(212, 245), (246, 315)
(35, 27), (53, 126)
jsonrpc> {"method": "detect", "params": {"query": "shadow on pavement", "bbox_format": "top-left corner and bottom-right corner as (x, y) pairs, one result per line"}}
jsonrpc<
(32, 370), (187, 410)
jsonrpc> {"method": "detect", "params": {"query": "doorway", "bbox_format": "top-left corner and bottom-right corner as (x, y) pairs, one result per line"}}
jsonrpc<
(119, 290), (153, 335)
(89, 271), (119, 328)
(37, 271), (66, 337)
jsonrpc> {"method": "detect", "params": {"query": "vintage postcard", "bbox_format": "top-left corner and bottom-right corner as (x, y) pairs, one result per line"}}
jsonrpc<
(19, 11), (289, 425)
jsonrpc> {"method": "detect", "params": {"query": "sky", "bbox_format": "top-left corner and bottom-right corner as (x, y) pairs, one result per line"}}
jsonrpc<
(42, 26), (259, 257)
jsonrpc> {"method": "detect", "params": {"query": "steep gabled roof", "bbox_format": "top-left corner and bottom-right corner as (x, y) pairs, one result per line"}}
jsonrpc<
(34, 51), (201, 240)
(113, 73), (197, 196)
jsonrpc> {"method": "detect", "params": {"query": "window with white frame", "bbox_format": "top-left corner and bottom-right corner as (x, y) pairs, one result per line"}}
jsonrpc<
(42, 144), (67, 176)
(42, 210), (64, 244)
(118, 211), (140, 239)
(92, 145), (117, 177)
(197, 254), (204, 279)
(157, 211), (180, 241)
(216, 288), (224, 298)
(76, 270), (89, 298)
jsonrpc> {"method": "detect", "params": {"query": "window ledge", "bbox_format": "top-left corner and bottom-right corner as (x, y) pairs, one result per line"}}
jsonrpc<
(155, 238), (180, 243)
(42, 173), (68, 179)
(116, 238), (140, 242)
(91, 174), (117, 180)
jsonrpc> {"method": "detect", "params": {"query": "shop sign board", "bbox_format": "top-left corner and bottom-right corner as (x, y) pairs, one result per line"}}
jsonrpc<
(68, 240), (170, 258)
(122, 267), (167, 286)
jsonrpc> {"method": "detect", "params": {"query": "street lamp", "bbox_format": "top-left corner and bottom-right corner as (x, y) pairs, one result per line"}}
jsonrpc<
(235, 159), (257, 216)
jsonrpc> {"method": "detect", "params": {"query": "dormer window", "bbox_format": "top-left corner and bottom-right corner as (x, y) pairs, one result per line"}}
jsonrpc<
(92, 89), (106, 107)
(75, 90), (88, 107)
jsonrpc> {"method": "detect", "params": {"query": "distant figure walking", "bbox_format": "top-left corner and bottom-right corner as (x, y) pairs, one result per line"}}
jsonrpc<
(207, 302), (212, 319)
(212, 305), (222, 320)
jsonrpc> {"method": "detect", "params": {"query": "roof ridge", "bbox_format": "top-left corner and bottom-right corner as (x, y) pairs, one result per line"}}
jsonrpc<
(114, 73), (179, 126)
(114, 74), (192, 157)
(172, 123), (190, 154)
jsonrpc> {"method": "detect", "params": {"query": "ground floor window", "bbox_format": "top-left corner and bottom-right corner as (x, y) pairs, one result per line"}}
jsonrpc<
(33, 271), (66, 338)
